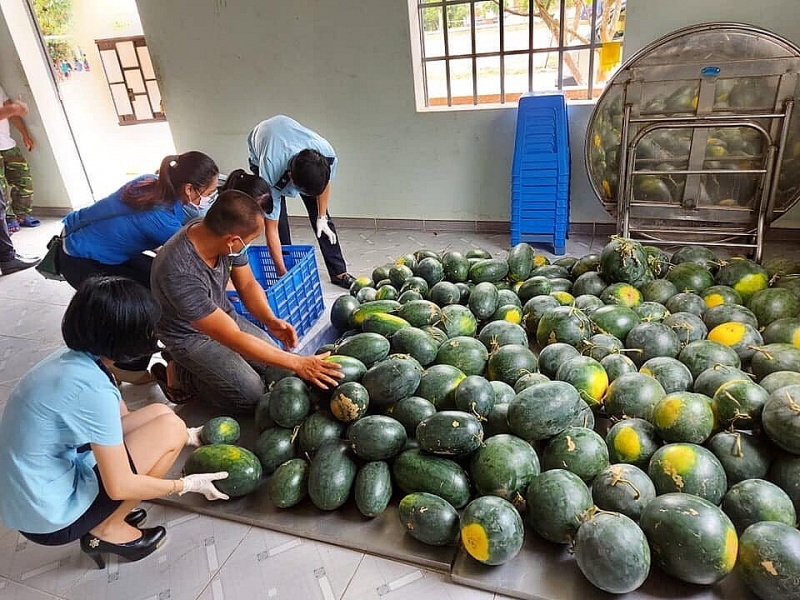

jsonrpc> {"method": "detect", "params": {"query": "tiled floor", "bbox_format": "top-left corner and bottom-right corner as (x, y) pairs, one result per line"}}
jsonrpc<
(0, 218), (796, 600)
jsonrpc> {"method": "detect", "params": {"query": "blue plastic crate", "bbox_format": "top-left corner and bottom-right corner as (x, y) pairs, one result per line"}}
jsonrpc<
(227, 244), (324, 340)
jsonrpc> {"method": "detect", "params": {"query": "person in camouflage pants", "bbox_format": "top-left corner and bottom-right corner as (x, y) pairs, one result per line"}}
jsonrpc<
(0, 146), (35, 225)
(1, 84), (38, 232)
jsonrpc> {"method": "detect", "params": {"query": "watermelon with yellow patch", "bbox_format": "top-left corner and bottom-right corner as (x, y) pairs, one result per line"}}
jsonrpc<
(711, 379), (770, 430)
(737, 521), (800, 600)
(763, 317), (800, 348)
(600, 282), (643, 308)
(640, 493), (738, 584)
(701, 285), (742, 309)
(651, 391), (715, 444)
(714, 258), (769, 304)
(647, 443), (727, 504)
(200, 416), (241, 445)
(183, 444), (263, 497)
(605, 418), (662, 468)
(555, 355), (608, 410)
(460, 496), (525, 565)
(599, 236), (650, 285)
(707, 321), (763, 362)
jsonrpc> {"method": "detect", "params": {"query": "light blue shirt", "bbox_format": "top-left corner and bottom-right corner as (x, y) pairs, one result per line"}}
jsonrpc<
(63, 175), (186, 265)
(0, 349), (123, 534)
(247, 115), (337, 220)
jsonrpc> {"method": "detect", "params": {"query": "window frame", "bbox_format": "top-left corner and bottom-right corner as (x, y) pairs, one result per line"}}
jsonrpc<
(408, 0), (618, 110)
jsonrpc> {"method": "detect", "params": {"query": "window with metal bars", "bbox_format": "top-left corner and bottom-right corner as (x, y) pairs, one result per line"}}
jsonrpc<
(409, 0), (625, 108)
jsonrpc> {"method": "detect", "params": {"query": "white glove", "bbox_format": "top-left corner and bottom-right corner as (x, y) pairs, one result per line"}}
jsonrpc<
(179, 472), (230, 500)
(315, 217), (337, 245)
(186, 427), (204, 447)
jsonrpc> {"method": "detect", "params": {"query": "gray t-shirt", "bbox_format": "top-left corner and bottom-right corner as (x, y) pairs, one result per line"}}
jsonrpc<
(150, 224), (249, 349)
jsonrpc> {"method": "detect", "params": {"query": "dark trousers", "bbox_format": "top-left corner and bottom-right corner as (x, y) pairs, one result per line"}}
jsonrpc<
(277, 194), (347, 280)
(0, 190), (15, 263)
(58, 246), (154, 371)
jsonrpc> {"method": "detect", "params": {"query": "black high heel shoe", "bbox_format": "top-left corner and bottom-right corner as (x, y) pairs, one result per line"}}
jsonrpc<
(124, 508), (147, 528)
(80, 526), (166, 569)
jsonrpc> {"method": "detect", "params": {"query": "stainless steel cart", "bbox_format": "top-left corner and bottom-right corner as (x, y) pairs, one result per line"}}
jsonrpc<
(586, 23), (800, 262)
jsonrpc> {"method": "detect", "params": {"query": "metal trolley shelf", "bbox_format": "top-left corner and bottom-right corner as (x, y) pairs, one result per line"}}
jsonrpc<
(587, 23), (800, 261)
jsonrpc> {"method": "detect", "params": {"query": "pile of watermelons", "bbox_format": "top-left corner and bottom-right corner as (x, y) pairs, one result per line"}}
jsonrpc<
(183, 236), (800, 598)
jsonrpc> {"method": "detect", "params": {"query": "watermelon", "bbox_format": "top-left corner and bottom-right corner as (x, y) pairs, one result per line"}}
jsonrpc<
(707, 430), (774, 485)
(651, 391), (715, 444)
(574, 511), (651, 594)
(604, 372), (666, 421)
(639, 356), (693, 393)
(722, 479), (797, 534)
(526, 469), (593, 543)
(469, 434), (540, 506)
(542, 426), (609, 481)
(599, 237), (649, 284)
(715, 258), (769, 303)
(591, 464), (657, 521)
(460, 496), (525, 565)
(555, 355), (608, 409)
(184, 444), (263, 498)
(648, 443), (727, 504)
(398, 492), (460, 546)
(762, 384), (800, 454)
(605, 418), (662, 468)
(738, 521), (800, 600)
(269, 458), (309, 508)
(640, 493), (738, 584)
(711, 379), (769, 429)
(748, 288), (800, 328)
(508, 381), (583, 441)
(625, 321), (681, 367)
(200, 416), (240, 445)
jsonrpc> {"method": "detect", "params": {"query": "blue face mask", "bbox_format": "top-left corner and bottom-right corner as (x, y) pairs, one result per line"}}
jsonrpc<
(182, 202), (205, 223)
(227, 236), (250, 258)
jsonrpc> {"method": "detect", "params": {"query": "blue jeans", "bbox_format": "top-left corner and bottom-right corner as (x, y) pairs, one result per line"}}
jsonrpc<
(170, 313), (294, 413)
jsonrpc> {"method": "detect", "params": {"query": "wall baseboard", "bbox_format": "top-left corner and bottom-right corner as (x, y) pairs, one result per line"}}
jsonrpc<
(35, 209), (800, 242)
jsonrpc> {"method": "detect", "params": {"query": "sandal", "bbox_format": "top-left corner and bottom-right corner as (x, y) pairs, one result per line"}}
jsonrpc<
(6, 219), (20, 234)
(151, 363), (193, 404)
(19, 216), (41, 227)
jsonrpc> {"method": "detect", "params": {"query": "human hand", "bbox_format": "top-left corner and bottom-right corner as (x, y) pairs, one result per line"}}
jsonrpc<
(4, 98), (28, 117)
(179, 472), (229, 500)
(294, 351), (343, 389)
(315, 217), (337, 244)
(267, 318), (298, 350)
(186, 426), (204, 447)
(22, 133), (34, 151)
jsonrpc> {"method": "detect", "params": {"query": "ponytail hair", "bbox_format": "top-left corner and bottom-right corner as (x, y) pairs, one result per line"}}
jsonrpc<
(121, 151), (219, 209)
(220, 168), (274, 214)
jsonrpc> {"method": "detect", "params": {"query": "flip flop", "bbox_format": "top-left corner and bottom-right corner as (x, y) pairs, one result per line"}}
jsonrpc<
(151, 363), (193, 404)
(6, 219), (20, 233)
(19, 216), (41, 227)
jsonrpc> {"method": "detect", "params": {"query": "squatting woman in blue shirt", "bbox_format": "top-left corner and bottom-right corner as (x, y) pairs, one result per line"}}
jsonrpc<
(0, 277), (229, 569)
(58, 151), (220, 291)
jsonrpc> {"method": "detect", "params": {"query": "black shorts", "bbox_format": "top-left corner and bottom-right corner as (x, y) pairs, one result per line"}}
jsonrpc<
(19, 445), (138, 546)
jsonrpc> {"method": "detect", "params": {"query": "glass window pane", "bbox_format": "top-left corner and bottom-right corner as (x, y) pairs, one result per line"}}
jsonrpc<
(504, 53), (530, 99)
(132, 95), (152, 121)
(532, 50), (558, 91)
(425, 59), (448, 105)
(449, 58), (474, 104)
(566, 0), (592, 47)
(562, 48), (592, 95)
(533, 0), (561, 49)
(109, 83), (132, 115)
(446, 2), (472, 56)
(123, 69), (146, 94)
(146, 81), (163, 113)
(136, 45), (156, 80)
(503, 9), (530, 51)
(100, 50), (123, 83)
(116, 41), (138, 69)
(421, 5), (445, 58)
(476, 56), (501, 103)
(474, 2), (500, 54)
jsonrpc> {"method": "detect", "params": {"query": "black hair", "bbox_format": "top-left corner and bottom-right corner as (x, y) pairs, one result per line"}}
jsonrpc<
(291, 149), (330, 196)
(121, 151), (219, 209)
(61, 276), (160, 362)
(204, 190), (263, 237)
(220, 169), (273, 214)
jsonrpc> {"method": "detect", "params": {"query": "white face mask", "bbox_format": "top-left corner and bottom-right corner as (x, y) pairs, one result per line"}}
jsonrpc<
(227, 236), (250, 258)
(198, 190), (218, 210)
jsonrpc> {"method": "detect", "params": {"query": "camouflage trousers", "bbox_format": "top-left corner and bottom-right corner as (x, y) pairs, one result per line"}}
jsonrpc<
(0, 145), (34, 219)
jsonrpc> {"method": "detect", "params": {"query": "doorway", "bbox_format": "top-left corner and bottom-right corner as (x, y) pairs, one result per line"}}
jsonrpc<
(30, 0), (175, 199)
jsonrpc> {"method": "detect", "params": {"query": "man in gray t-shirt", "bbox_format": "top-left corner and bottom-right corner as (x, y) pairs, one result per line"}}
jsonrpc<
(150, 190), (341, 412)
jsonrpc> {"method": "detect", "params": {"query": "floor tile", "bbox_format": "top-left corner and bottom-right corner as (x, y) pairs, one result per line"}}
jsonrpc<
(0, 337), (61, 387)
(0, 299), (68, 346)
(341, 554), (493, 600)
(0, 578), (62, 600)
(206, 528), (363, 600)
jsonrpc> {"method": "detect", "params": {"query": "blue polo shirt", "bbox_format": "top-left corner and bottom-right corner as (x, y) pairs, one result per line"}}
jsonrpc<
(0, 349), (123, 534)
(247, 115), (338, 220)
(63, 175), (186, 265)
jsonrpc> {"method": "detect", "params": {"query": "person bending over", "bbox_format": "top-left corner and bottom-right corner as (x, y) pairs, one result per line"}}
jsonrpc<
(0, 276), (227, 570)
(149, 189), (342, 411)
(247, 115), (355, 288)
(59, 151), (219, 291)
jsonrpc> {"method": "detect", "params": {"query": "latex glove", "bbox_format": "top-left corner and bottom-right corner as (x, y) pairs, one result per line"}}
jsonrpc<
(315, 217), (337, 245)
(186, 426), (204, 447)
(179, 472), (230, 500)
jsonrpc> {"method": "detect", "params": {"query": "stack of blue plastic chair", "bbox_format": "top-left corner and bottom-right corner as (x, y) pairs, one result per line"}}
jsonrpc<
(510, 92), (570, 254)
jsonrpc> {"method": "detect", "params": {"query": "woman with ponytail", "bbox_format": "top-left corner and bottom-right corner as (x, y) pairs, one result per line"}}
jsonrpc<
(56, 151), (219, 383)
(58, 151), (219, 291)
